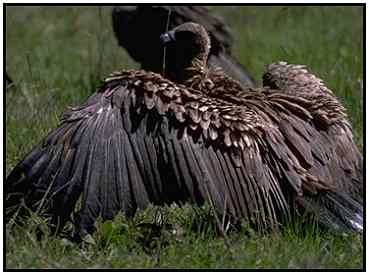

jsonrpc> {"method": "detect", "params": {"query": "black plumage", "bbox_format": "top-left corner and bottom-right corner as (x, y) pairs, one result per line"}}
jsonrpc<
(6, 23), (362, 240)
(111, 6), (255, 87)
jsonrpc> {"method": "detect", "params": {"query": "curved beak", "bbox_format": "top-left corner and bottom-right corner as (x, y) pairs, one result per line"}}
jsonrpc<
(160, 30), (176, 45)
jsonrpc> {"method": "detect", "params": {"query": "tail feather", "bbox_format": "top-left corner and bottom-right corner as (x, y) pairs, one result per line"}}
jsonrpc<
(297, 191), (363, 232)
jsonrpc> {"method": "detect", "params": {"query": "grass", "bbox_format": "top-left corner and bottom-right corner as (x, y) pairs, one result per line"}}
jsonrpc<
(5, 6), (364, 269)
(5, 204), (364, 269)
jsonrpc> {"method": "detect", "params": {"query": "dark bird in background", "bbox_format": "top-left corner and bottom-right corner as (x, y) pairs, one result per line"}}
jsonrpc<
(6, 71), (14, 90)
(112, 6), (255, 87)
(6, 23), (362, 241)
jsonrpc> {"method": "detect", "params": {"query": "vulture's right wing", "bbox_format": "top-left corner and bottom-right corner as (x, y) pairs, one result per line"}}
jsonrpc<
(6, 70), (284, 238)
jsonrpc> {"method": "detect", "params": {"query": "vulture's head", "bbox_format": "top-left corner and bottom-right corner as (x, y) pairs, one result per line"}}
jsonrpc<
(160, 22), (211, 83)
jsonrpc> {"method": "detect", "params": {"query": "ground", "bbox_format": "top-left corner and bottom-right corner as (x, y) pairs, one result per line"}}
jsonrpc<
(5, 6), (363, 269)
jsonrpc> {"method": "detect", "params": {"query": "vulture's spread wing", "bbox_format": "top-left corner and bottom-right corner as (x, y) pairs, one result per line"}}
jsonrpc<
(6, 69), (362, 238)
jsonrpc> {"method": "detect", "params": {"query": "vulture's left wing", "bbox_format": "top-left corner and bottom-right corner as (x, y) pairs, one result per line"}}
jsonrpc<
(263, 62), (363, 202)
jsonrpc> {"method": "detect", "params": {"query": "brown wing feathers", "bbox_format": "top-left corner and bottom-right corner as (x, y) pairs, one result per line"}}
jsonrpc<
(6, 70), (284, 235)
(7, 66), (362, 236)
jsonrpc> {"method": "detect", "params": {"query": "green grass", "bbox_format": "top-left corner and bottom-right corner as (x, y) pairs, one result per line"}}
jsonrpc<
(5, 6), (363, 269)
(5, 204), (364, 269)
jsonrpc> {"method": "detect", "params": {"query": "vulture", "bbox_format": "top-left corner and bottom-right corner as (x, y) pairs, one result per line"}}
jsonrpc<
(112, 6), (255, 87)
(6, 23), (363, 241)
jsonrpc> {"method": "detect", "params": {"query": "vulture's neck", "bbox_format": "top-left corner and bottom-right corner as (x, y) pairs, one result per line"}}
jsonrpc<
(178, 54), (212, 91)
(165, 44), (211, 90)
(183, 57), (206, 80)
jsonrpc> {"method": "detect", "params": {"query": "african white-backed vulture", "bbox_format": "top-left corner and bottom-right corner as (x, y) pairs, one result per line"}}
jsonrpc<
(6, 23), (362, 241)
